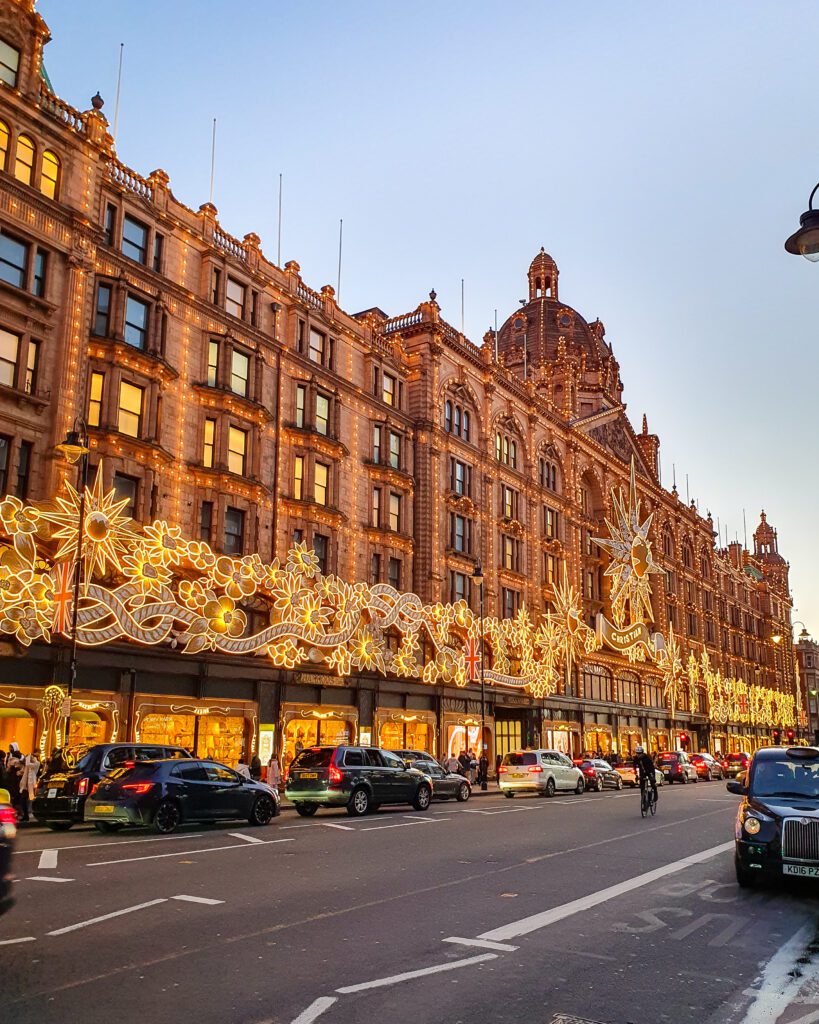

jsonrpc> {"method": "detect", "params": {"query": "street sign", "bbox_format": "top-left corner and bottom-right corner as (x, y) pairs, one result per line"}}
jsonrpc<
(465, 636), (480, 683)
(60, 698), (72, 717)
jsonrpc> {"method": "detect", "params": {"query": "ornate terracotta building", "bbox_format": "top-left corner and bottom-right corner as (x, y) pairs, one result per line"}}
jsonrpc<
(0, 0), (798, 767)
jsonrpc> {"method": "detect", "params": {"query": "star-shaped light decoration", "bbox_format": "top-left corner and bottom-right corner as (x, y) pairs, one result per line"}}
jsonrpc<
(40, 461), (139, 584)
(553, 567), (598, 691)
(658, 623), (684, 718)
(593, 459), (663, 628)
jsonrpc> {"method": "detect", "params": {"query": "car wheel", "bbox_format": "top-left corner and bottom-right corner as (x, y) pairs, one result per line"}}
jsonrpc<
(94, 821), (124, 833)
(735, 858), (759, 889)
(504, 790), (515, 798)
(595, 777), (604, 792)
(545, 777), (556, 798)
(457, 783), (470, 802)
(616, 776), (623, 790)
(681, 773), (688, 784)
(705, 770), (712, 782)
(153, 799), (181, 834)
(412, 784), (432, 811)
(249, 795), (275, 826)
(575, 776), (585, 795)
(347, 787), (370, 817)
(294, 803), (318, 817)
(45, 821), (73, 831)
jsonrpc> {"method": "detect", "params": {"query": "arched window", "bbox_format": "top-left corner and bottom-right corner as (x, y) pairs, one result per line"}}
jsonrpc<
(682, 540), (693, 569)
(0, 120), (8, 172)
(444, 397), (473, 441)
(662, 529), (674, 559)
(454, 405), (461, 435)
(700, 553), (710, 579)
(539, 457), (560, 492)
(582, 663), (612, 703)
(14, 134), (34, 185)
(444, 400), (452, 433)
(462, 409), (470, 442)
(40, 149), (59, 199)
(495, 431), (518, 468)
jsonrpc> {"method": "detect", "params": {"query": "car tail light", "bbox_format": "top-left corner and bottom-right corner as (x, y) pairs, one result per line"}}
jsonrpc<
(0, 804), (17, 839)
(584, 768), (596, 776)
(77, 777), (89, 796)
(328, 765), (343, 785)
(528, 765), (544, 773)
(122, 782), (154, 794)
(91, 783), (100, 795)
(498, 765), (508, 774)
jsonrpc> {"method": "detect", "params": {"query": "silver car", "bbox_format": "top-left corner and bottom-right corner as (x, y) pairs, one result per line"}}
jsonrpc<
(499, 749), (584, 797)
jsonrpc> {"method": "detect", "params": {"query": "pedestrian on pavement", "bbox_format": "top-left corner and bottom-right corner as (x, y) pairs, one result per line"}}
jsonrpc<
(458, 750), (470, 776)
(267, 754), (281, 790)
(250, 752), (262, 781)
(235, 752), (251, 779)
(479, 752), (488, 786)
(467, 750), (478, 784)
(445, 753), (460, 774)
(5, 744), (22, 813)
(495, 753), (503, 786)
(18, 750), (40, 822)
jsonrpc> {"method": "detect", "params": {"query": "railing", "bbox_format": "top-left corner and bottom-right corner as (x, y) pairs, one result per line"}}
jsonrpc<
(108, 159), (153, 201)
(214, 227), (247, 262)
(297, 281), (323, 309)
(38, 84), (87, 135)
(382, 310), (424, 334)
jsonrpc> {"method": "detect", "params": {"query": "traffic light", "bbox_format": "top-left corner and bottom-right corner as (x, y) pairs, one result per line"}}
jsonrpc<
(772, 728), (781, 744)
(786, 728), (796, 743)
(679, 732), (689, 749)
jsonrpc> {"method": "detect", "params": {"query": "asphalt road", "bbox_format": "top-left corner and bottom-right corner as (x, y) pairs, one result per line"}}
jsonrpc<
(2, 782), (819, 1024)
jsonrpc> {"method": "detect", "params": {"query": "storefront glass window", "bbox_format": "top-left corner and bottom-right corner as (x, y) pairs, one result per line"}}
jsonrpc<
(584, 729), (612, 756)
(0, 709), (34, 753)
(283, 715), (354, 771)
(196, 715), (246, 766)
(140, 712), (195, 752)
(68, 712), (105, 748)
(447, 723), (482, 759)
(378, 720), (432, 753)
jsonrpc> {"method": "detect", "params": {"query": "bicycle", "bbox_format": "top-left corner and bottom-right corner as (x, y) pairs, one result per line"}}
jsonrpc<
(640, 783), (657, 818)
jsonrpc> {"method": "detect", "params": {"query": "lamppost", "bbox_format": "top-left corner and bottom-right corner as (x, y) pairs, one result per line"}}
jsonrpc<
(472, 565), (487, 790)
(54, 421), (90, 749)
(784, 183), (819, 260)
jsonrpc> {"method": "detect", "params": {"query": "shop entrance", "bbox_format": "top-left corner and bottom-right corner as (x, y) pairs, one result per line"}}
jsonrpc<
(283, 714), (355, 771)
(494, 718), (522, 759)
(0, 709), (35, 753)
(584, 728), (612, 757)
(619, 732), (643, 757)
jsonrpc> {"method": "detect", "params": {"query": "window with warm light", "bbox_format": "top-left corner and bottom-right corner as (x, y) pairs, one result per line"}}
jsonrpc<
(450, 512), (472, 553)
(207, 340), (219, 387)
(25, 338), (39, 394)
(0, 230), (27, 289)
(314, 462), (329, 505)
(230, 348), (249, 397)
(544, 553), (559, 586)
(0, 328), (18, 388)
(502, 587), (520, 619)
(226, 277), (245, 319)
(450, 571), (469, 603)
(295, 384), (306, 428)
(388, 431), (401, 469)
(371, 487), (381, 527)
(389, 492), (401, 532)
(316, 393), (330, 435)
(122, 215), (149, 264)
(227, 426), (247, 475)
(308, 328), (325, 365)
(543, 505), (559, 540)
(501, 484), (518, 520)
(293, 455), (304, 499)
(373, 424), (382, 463)
(124, 295), (149, 350)
(0, 120), (7, 170)
(118, 381), (144, 437)
(202, 418), (215, 468)
(382, 373), (396, 407)
(87, 371), (104, 427)
(13, 134), (33, 185)
(0, 39), (20, 87)
(450, 458), (471, 496)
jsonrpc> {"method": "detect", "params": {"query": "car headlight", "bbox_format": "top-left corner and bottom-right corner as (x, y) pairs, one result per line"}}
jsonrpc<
(744, 816), (762, 835)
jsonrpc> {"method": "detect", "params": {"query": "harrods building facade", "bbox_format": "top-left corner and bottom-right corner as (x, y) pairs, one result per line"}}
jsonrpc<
(0, 0), (798, 768)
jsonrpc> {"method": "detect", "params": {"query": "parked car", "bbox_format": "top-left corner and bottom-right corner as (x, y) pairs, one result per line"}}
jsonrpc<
(0, 786), (16, 917)
(579, 759), (624, 791)
(83, 759), (279, 834)
(410, 760), (471, 801)
(34, 742), (192, 830)
(721, 752), (751, 779)
(657, 751), (698, 784)
(614, 763), (665, 788)
(690, 752), (725, 781)
(285, 746), (433, 817)
(728, 745), (819, 887)
(499, 749), (585, 798)
(391, 749), (439, 768)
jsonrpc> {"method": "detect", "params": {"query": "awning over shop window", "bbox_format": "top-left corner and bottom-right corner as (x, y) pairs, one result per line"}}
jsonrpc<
(0, 708), (33, 719)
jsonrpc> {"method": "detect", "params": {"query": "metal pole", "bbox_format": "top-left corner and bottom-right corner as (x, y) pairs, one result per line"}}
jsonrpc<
(277, 173), (283, 267)
(479, 582), (487, 790)
(209, 118), (217, 205)
(112, 43), (124, 144)
(64, 444), (89, 748)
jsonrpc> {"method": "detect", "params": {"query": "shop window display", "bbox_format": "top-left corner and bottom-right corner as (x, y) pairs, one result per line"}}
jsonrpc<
(196, 715), (245, 766)
(283, 715), (354, 770)
(584, 729), (612, 756)
(0, 710), (35, 753)
(68, 712), (105, 748)
(140, 712), (195, 753)
(379, 720), (431, 753)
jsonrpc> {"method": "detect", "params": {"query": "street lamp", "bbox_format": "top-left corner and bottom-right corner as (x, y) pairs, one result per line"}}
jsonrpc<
(472, 564), (487, 790)
(54, 421), (90, 749)
(784, 183), (819, 261)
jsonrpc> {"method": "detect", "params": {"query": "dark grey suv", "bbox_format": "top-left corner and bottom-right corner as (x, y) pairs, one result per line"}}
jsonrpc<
(285, 745), (433, 817)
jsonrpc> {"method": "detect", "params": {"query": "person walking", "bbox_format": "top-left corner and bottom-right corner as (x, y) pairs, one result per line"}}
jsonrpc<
(235, 752), (251, 779)
(249, 751), (262, 781)
(444, 753), (460, 774)
(18, 749), (40, 822)
(458, 749), (470, 777)
(478, 752), (489, 787)
(5, 744), (22, 815)
(267, 753), (281, 790)
(495, 753), (503, 786)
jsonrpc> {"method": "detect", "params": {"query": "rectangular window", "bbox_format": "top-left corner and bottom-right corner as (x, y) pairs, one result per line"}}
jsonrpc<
(0, 230), (27, 289)
(230, 349), (249, 397)
(15, 440), (32, 498)
(502, 535), (519, 571)
(207, 340), (219, 387)
(226, 277), (245, 319)
(227, 426), (247, 476)
(373, 425), (382, 464)
(93, 283), (111, 337)
(0, 40), (20, 87)
(210, 266), (221, 304)
(24, 338), (39, 394)
(295, 384), (306, 428)
(297, 319), (305, 354)
(371, 487), (381, 528)
(118, 381), (144, 437)
(33, 248), (47, 297)
(250, 290), (259, 327)
(199, 500), (213, 543)
(224, 507), (245, 555)
(388, 556), (401, 590)
(543, 506), (559, 540)
(315, 393), (330, 435)
(314, 462), (329, 506)
(370, 552), (382, 584)
(372, 366), (380, 397)
(124, 295), (149, 349)
(0, 435), (8, 491)
(122, 215), (149, 264)
(450, 571), (468, 603)
(502, 587), (520, 620)
(104, 204), (117, 246)
(451, 513), (470, 553)
(112, 472), (138, 518)
(87, 370), (104, 427)
(451, 459), (471, 497)
(293, 455), (304, 500)
(152, 234), (163, 273)
(545, 554), (559, 586)
(308, 328), (325, 364)
(501, 485), (518, 520)
(388, 431), (401, 469)
(389, 492), (401, 532)
(0, 328), (18, 388)
(203, 418), (215, 468)
(292, 528), (304, 546)
(382, 372), (396, 406)
(314, 533), (329, 574)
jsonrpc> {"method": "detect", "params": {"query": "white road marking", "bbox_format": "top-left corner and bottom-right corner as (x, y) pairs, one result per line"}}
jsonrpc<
(323, 823), (355, 831)
(462, 806), (537, 815)
(228, 832), (265, 844)
(740, 923), (815, 1024)
(335, 952), (497, 993)
(479, 841), (735, 942)
(38, 849), (58, 869)
(280, 824), (313, 830)
(403, 814), (448, 822)
(171, 894), (224, 905)
(25, 875), (74, 883)
(14, 833), (204, 855)
(288, 995), (338, 1024)
(443, 936), (519, 952)
(359, 820), (440, 832)
(0, 936), (36, 945)
(87, 837), (295, 867)
(47, 898), (168, 936)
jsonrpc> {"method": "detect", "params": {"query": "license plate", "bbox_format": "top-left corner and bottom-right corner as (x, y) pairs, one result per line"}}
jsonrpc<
(300, 773), (318, 780)
(47, 788), (57, 799)
(783, 864), (819, 877)
(513, 772), (525, 778)
(94, 804), (115, 814)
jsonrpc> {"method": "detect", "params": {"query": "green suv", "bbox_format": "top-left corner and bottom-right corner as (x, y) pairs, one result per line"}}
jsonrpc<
(286, 745), (433, 817)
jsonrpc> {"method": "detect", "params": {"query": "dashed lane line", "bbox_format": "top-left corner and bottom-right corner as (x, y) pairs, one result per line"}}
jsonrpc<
(0, 936), (36, 946)
(443, 936), (519, 952)
(47, 898), (169, 936)
(335, 952), (497, 994)
(38, 849), (58, 869)
(14, 833), (205, 856)
(323, 823), (355, 831)
(289, 996), (338, 1024)
(25, 876), (74, 883)
(228, 832), (265, 844)
(87, 837), (295, 867)
(171, 895), (224, 905)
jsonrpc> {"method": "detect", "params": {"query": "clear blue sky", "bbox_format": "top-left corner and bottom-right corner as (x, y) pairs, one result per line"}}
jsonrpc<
(39, 0), (819, 636)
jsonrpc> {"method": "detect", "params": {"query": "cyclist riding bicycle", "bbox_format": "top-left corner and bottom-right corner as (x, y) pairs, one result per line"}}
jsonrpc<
(634, 745), (657, 803)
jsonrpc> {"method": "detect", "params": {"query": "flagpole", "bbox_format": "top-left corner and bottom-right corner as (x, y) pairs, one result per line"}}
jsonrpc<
(112, 43), (124, 144)
(277, 173), (283, 267)
(209, 118), (217, 205)
(494, 309), (498, 361)
(337, 218), (343, 300)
